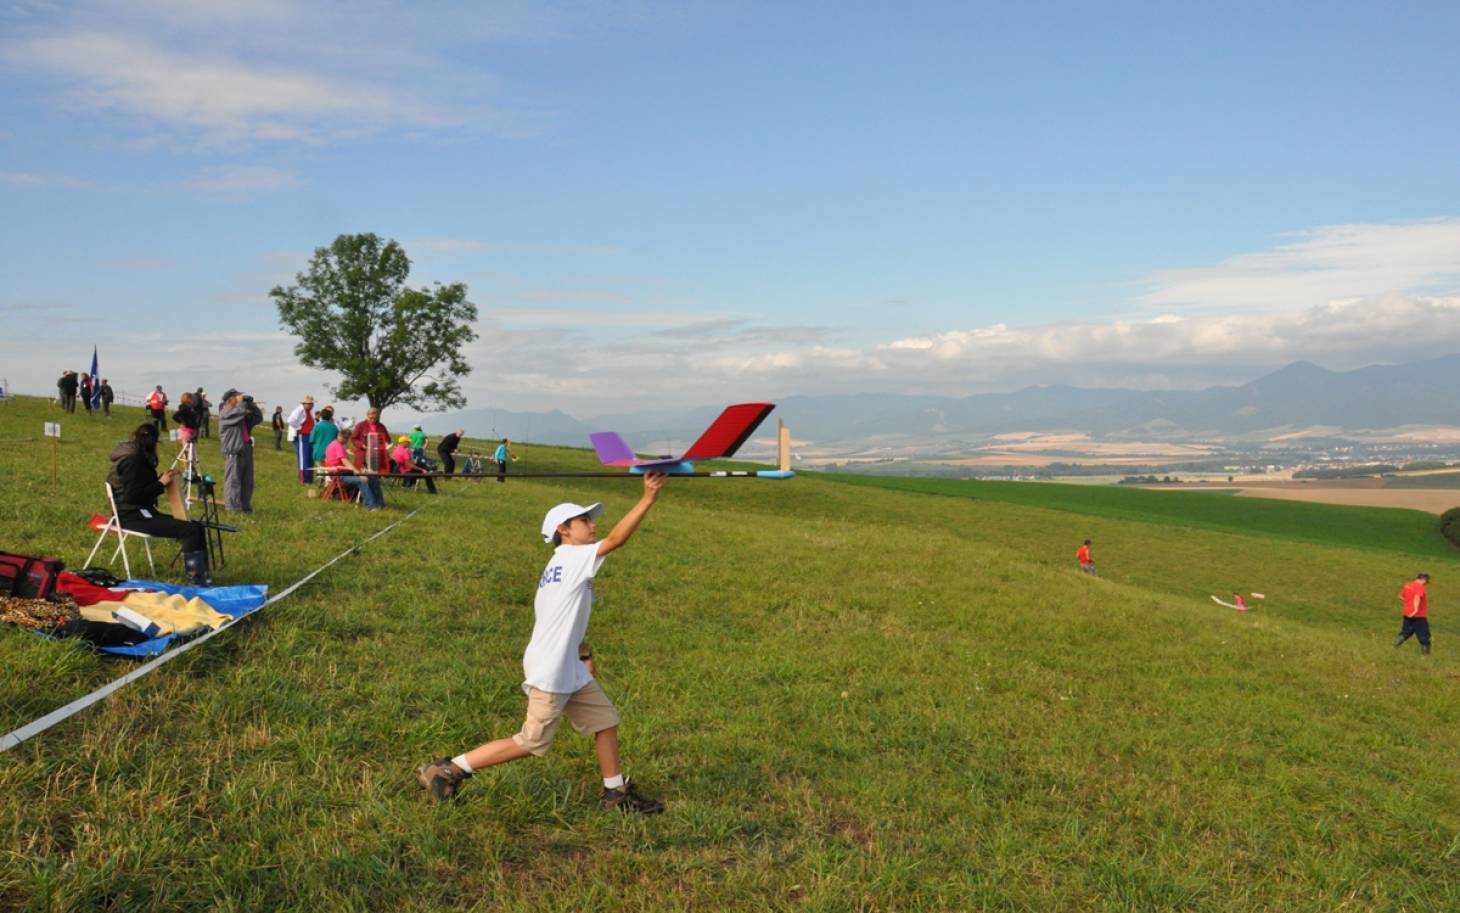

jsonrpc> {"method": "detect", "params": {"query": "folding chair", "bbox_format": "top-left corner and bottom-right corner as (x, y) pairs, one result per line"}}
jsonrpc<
(84, 483), (156, 578)
(318, 468), (362, 505)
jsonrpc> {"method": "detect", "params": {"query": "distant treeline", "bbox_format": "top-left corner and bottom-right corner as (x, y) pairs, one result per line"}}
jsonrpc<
(1293, 464), (1399, 480)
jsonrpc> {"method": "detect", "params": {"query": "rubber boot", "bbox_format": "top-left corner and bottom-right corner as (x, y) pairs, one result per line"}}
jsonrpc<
(183, 550), (213, 587)
(1421, 643), (1431, 656)
(1394, 634), (1409, 648)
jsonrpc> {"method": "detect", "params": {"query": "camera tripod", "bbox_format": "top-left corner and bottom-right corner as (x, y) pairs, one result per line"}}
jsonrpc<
(166, 450), (236, 572)
(169, 438), (199, 507)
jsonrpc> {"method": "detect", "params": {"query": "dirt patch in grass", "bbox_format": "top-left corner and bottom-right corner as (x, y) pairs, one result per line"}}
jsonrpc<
(1231, 486), (1460, 514)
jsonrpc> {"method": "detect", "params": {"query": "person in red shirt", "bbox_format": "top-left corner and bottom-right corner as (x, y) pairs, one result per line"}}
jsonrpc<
(1077, 539), (1095, 576)
(350, 407), (391, 474)
(1394, 572), (1432, 654)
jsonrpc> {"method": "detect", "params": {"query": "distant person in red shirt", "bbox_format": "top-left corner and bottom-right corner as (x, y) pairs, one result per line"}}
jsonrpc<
(1077, 539), (1095, 576)
(1394, 572), (1431, 655)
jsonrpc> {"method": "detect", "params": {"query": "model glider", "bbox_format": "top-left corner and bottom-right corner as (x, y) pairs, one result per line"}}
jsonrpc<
(589, 402), (789, 477)
(406, 402), (794, 480)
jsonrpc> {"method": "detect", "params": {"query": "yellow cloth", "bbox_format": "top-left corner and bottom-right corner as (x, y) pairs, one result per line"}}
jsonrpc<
(79, 591), (230, 636)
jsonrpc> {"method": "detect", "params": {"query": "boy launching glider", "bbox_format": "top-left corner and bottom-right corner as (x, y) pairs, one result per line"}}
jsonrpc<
(416, 472), (668, 813)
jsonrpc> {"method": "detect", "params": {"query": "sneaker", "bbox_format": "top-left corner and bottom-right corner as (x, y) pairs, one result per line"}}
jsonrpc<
(416, 758), (469, 802)
(598, 778), (664, 815)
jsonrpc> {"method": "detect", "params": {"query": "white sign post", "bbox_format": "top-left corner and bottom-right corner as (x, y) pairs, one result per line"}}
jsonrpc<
(44, 423), (61, 490)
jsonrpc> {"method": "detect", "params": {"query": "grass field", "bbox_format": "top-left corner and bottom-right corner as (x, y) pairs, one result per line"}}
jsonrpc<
(824, 473), (1460, 559)
(3, 395), (1459, 912)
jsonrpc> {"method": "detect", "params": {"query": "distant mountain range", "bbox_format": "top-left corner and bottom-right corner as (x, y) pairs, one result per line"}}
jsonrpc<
(421, 354), (1460, 454)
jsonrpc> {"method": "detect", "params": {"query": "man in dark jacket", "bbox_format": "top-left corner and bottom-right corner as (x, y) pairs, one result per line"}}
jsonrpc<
(98, 379), (114, 417)
(218, 389), (262, 514)
(108, 424), (211, 584)
(196, 388), (212, 438)
(59, 371), (79, 413)
(437, 430), (464, 475)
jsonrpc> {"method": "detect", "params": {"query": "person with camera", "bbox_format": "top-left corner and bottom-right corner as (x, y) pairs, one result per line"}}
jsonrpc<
(219, 388), (263, 514)
(108, 424), (212, 585)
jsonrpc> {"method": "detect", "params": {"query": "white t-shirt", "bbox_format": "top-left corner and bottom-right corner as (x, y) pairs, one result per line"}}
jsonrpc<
(522, 544), (606, 694)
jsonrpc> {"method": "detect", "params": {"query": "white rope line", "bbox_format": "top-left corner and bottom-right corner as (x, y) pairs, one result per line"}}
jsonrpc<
(0, 508), (421, 753)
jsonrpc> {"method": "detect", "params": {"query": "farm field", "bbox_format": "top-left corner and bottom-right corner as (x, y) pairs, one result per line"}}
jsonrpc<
(2, 395), (1459, 912)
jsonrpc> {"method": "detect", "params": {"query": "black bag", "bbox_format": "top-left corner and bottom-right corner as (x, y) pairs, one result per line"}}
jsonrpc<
(0, 551), (65, 600)
(73, 567), (125, 588)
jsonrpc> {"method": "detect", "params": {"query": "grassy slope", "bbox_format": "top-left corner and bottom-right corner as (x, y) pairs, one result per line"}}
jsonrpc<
(1, 395), (1457, 912)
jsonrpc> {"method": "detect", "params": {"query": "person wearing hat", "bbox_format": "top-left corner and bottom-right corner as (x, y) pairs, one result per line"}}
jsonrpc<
(218, 388), (262, 513)
(390, 436), (438, 493)
(407, 423), (428, 465)
(417, 471), (669, 813)
(287, 395), (317, 484)
(1394, 572), (1433, 654)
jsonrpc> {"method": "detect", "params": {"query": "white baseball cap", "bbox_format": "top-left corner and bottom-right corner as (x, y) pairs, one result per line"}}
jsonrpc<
(541, 502), (603, 543)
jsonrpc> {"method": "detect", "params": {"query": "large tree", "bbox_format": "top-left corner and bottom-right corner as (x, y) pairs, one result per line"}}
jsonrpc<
(271, 233), (477, 411)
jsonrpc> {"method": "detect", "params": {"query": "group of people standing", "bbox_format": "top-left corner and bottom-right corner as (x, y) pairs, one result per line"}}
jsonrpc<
(145, 386), (214, 436)
(56, 370), (114, 416)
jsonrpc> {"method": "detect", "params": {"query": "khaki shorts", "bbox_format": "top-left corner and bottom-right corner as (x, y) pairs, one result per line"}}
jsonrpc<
(513, 681), (621, 757)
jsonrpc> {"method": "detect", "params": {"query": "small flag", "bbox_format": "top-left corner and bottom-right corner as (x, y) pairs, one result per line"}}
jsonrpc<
(89, 345), (100, 410)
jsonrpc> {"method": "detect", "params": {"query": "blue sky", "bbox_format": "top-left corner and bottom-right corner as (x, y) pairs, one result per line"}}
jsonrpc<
(2, 0), (1459, 420)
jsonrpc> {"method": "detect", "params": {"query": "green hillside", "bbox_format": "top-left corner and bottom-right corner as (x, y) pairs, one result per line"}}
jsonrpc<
(1, 395), (1457, 912)
(823, 472), (1460, 558)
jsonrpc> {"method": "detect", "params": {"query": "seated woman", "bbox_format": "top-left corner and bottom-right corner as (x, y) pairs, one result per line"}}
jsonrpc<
(107, 424), (212, 585)
(390, 437), (438, 494)
(322, 427), (384, 509)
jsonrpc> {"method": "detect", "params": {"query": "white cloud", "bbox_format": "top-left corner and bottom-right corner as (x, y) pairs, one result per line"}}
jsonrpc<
(0, 1), (583, 145)
(1138, 218), (1460, 311)
(11, 32), (402, 143)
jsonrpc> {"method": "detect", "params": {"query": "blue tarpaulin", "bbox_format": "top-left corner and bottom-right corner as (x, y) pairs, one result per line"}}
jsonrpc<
(95, 581), (269, 657)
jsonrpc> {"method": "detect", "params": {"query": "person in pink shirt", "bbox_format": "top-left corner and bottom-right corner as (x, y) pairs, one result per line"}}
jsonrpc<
(324, 428), (383, 509)
(390, 438), (437, 494)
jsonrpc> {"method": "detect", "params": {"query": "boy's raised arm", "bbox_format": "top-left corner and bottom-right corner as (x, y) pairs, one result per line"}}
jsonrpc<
(597, 472), (666, 557)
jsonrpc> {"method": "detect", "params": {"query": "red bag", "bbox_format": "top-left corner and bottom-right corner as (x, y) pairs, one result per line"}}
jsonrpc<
(0, 551), (65, 600)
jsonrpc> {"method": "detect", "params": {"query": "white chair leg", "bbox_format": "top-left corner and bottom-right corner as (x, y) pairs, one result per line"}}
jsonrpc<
(144, 538), (154, 575)
(86, 529), (107, 567)
(120, 534), (132, 579)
